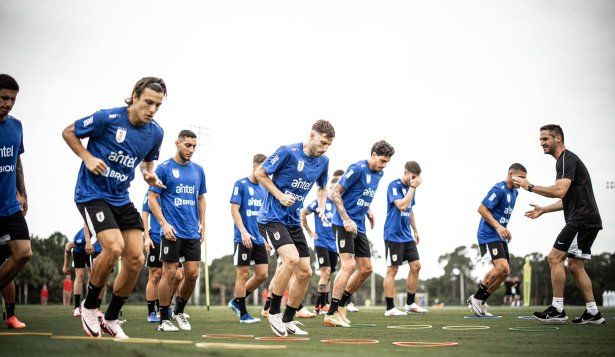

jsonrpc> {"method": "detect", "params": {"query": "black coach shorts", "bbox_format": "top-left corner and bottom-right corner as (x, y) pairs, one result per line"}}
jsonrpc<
(161, 237), (201, 262)
(72, 251), (100, 269)
(146, 241), (163, 268)
(553, 224), (600, 260)
(0, 212), (29, 241)
(333, 225), (371, 258)
(77, 200), (143, 234)
(315, 246), (339, 272)
(258, 222), (310, 258)
(234, 243), (268, 266)
(479, 241), (510, 262)
(385, 240), (420, 266)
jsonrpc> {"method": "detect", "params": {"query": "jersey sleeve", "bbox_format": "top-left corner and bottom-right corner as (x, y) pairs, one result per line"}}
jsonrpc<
(262, 146), (290, 175)
(142, 194), (152, 213)
(199, 166), (207, 194)
(557, 152), (577, 181)
(149, 164), (166, 195)
(74, 110), (107, 139)
(338, 164), (360, 191)
(144, 128), (164, 162)
(388, 182), (403, 204)
(230, 181), (244, 205)
(307, 199), (318, 213)
(316, 159), (329, 188)
(18, 121), (24, 155)
(481, 186), (503, 210)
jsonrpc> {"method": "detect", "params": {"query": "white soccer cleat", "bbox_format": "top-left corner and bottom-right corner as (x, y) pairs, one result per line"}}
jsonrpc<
(267, 313), (288, 337)
(101, 318), (129, 339)
(323, 312), (350, 328)
(296, 306), (316, 318)
(338, 306), (351, 324)
(174, 313), (191, 331)
(345, 302), (359, 312)
(80, 302), (101, 337)
(95, 309), (104, 320)
(285, 320), (309, 335)
(384, 308), (408, 317)
(73, 307), (81, 317)
(404, 303), (428, 314)
(157, 320), (180, 332)
(467, 295), (485, 317)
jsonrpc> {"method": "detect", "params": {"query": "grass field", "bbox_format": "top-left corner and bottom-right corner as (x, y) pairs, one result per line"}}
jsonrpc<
(1, 305), (614, 356)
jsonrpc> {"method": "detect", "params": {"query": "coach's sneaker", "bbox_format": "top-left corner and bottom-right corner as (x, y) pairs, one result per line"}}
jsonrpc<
(73, 307), (81, 317)
(158, 319), (179, 332)
(346, 302), (359, 312)
(174, 313), (191, 330)
(239, 313), (260, 324)
(533, 306), (568, 323)
(324, 312), (350, 328)
(385, 308), (408, 317)
(101, 318), (129, 339)
(467, 295), (485, 317)
(228, 299), (241, 318)
(404, 303), (428, 314)
(148, 312), (160, 323)
(572, 310), (606, 325)
(80, 302), (101, 337)
(285, 320), (308, 335)
(268, 313), (288, 337)
(338, 306), (351, 324)
(296, 306), (316, 318)
(7, 316), (26, 329)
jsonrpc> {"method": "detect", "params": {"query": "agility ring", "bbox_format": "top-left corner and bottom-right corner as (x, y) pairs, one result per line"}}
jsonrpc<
(509, 327), (560, 332)
(203, 334), (254, 339)
(393, 341), (459, 348)
(442, 325), (490, 330)
(321, 338), (380, 345)
(463, 315), (502, 319)
(348, 323), (377, 328)
(517, 316), (535, 320)
(195, 342), (287, 350)
(255, 336), (310, 341)
(387, 324), (433, 330)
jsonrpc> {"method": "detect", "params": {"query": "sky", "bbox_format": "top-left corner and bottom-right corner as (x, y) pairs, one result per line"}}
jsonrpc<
(1, 0), (614, 279)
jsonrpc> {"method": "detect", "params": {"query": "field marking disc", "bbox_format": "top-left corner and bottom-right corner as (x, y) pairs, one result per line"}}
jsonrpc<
(442, 325), (490, 330)
(393, 341), (459, 348)
(116, 337), (193, 344)
(51, 336), (114, 341)
(0, 332), (53, 336)
(509, 327), (560, 332)
(255, 336), (310, 341)
(387, 324), (433, 330)
(203, 334), (254, 339)
(196, 342), (287, 350)
(321, 338), (380, 345)
(517, 316), (536, 320)
(463, 315), (502, 319)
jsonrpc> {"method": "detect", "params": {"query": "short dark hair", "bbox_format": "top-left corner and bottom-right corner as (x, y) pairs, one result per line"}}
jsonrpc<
(332, 169), (345, 177)
(178, 129), (197, 140)
(253, 154), (267, 165)
(371, 140), (395, 157)
(331, 177), (340, 184)
(0, 74), (19, 92)
(405, 161), (421, 175)
(540, 124), (564, 143)
(125, 77), (167, 106)
(312, 120), (335, 138)
(509, 163), (527, 173)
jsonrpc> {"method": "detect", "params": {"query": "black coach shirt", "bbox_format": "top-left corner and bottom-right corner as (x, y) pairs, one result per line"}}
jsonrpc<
(556, 150), (602, 229)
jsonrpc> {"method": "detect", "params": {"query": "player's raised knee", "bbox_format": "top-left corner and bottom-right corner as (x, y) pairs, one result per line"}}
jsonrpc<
(410, 261), (421, 272)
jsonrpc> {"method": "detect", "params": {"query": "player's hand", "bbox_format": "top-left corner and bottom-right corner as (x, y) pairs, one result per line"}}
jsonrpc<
(16, 192), (28, 216)
(84, 156), (109, 176)
(62, 266), (69, 275)
(162, 223), (177, 241)
(309, 232), (317, 241)
(265, 241), (272, 253)
(496, 225), (511, 241)
(410, 175), (422, 189)
(343, 217), (358, 234)
(317, 209), (330, 226)
(143, 237), (154, 255)
(85, 242), (94, 255)
(199, 224), (206, 244)
(512, 176), (530, 190)
(278, 193), (296, 207)
(144, 172), (166, 189)
(524, 204), (544, 219)
(367, 210), (375, 229)
(414, 232), (420, 244)
(241, 230), (254, 249)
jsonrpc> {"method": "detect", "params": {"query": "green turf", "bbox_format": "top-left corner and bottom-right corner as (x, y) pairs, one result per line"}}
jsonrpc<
(2, 305), (614, 356)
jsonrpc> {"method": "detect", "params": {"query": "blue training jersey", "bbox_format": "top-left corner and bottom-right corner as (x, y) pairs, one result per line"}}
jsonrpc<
(306, 198), (337, 252)
(150, 158), (206, 240)
(72, 229), (102, 254)
(384, 179), (416, 243)
(0, 116), (24, 217)
(477, 181), (518, 244)
(73, 106), (164, 206)
(142, 193), (162, 244)
(257, 143), (329, 227)
(230, 177), (266, 245)
(331, 160), (383, 233)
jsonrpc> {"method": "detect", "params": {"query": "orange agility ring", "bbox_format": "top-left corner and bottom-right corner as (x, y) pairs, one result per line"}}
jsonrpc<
(393, 341), (459, 348)
(321, 338), (380, 345)
(255, 336), (310, 341)
(203, 334), (254, 339)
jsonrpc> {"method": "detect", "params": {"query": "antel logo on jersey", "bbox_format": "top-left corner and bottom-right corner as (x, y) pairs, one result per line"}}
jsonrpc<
(108, 151), (137, 168)
(176, 184), (195, 194)
(115, 127), (127, 143)
(248, 197), (263, 207)
(291, 178), (312, 190)
(0, 145), (14, 158)
(362, 187), (376, 198)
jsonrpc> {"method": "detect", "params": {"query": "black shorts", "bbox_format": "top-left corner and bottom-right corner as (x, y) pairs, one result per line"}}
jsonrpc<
(258, 222), (310, 258)
(0, 244), (10, 263)
(553, 224), (599, 260)
(385, 240), (420, 266)
(333, 225), (371, 258)
(77, 200), (144, 235)
(234, 243), (268, 266)
(315, 246), (338, 272)
(0, 212), (30, 241)
(161, 238), (201, 262)
(479, 241), (509, 262)
(72, 251), (100, 269)
(146, 241), (163, 268)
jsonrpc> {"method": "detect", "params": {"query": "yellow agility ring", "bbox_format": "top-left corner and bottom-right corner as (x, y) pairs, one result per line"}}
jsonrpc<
(387, 324), (433, 330)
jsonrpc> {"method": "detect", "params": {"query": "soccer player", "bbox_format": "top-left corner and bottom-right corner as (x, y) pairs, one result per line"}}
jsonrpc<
(468, 163), (527, 317)
(1, 235), (25, 329)
(0, 74), (32, 307)
(149, 130), (206, 332)
(325, 140), (395, 327)
(256, 120), (335, 336)
(61, 77), (166, 338)
(383, 161), (428, 316)
(300, 170), (344, 314)
(515, 124), (605, 324)
(227, 154), (269, 323)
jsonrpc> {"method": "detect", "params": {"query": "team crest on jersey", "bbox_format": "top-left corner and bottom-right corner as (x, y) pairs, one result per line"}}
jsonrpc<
(319, 257), (324, 264)
(297, 160), (305, 172)
(492, 248), (498, 256)
(273, 231), (281, 241)
(392, 254), (397, 262)
(172, 169), (180, 179)
(340, 240), (345, 248)
(242, 253), (248, 261)
(115, 127), (127, 143)
(366, 174), (371, 184)
(96, 211), (105, 222)
(326, 203), (332, 211)
(248, 187), (255, 196)
(164, 247), (169, 254)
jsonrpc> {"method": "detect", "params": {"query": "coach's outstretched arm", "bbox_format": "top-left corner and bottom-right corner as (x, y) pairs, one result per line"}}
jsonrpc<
(513, 176), (571, 199)
(254, 165), (295, 207)
(62, 123), (108, 175)
(524, 200), (564, 219)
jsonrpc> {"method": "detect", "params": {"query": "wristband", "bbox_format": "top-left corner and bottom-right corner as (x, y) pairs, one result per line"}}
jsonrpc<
(410, 185), (417, 189)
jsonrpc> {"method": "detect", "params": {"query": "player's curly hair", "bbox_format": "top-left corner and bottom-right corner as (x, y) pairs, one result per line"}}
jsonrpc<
(125, 77), (167, 106)
(312, 120), (335, 138)
(371, 140), (395, 157)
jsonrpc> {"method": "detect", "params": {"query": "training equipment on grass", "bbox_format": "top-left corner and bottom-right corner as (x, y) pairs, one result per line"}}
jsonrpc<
(387, 324), (433, 330)
(442, 325), (490, 330)
(116, 338), (193, 344)
(0, 332), (53, 336)
(517, 316), (535, 320)
(321, 338), (380, 345)
(463, 315), (502, 319)
(393, 341), (459, 348)
(509, 327), (560, 332)
(203, 334), (254, 339)
(255, 336), (310, 341)
(348, 323), (377, 328)
(195, 342), (287, 350)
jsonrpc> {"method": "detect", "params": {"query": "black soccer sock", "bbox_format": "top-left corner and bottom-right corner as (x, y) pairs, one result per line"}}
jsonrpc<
(473, 283), (490, 302)
(159, 306), (170, 321)
(147, 300), (156, 314)
(104, 294), (128, 321)
(237, 297), (248, 316)
(84, 283), (103, 309)
(298, 303), (304, 310)
(386, 297), (395, 310)
(327, 298), (340, 315)
(324, 292), (330, 304)
(6, 303), (15, 318)
(263, 296), (272, 311)
(407, 292), (416, 306)
(174, 296), (188, 314)
(282, 305), (298, 323)
(97, 298), (102, 309)
(340, 290), (353, 307)
(74, 294), (81, 309)
(155, 299), (160, 312)
(245, 289), (253, 297)
(316, 293), (325, 307)
(269, 293), (283, 315)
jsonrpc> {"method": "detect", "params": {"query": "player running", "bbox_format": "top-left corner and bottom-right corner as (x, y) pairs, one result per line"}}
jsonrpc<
(1, 234), (25, 329)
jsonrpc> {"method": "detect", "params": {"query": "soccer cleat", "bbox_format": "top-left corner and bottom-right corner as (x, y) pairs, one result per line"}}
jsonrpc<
(533, 306), (568, 323)
(239, 313), (260, 324)
(296, 306), (316, 318)
(319, 304), (330, 315)
(261, 308), (269, 318)
(95, 309), (104, 320)
(467, 295), (485, 317)
(314, 304), (322, 314)
(323, 312), (350, 327)
(227, 299), (241, 318)
(80, 302), (101, 337)
(384, 307), (408, 317)
(174, 313), (191, 330)
(345, 302), (359, 312)
(73, 307), (81, 317)
(101, 318), (129, 339)
(267, 313), (288, 337)
(338, 306), (351, 324)
(7, 316), (26, 329)
(285, 320), (308, 335)
(158, 319), (180, 332)
(404, 303), (428, 314)
(183, 312), (190, 318)
(148, 312), (160, 323)
(572, 310), (606, 325)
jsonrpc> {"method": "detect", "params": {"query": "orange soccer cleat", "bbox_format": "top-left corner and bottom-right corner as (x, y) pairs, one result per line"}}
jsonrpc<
(7, 315), (26, 329)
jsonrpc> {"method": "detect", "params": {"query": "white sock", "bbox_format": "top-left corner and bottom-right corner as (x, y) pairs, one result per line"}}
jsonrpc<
(586, 302), (598, 315)
(552, 297), (564, 312)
